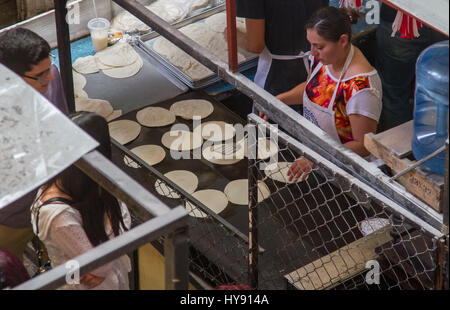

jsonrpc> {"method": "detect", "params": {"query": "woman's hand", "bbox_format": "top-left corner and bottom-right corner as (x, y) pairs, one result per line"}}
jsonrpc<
(287, 156), (314, 182)
(80, 273), (105, 289)
(258, 111), (269, 121)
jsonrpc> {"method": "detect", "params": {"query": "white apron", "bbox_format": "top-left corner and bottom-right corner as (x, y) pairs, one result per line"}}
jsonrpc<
(254, 46), (311, 89)
(302, 45), (355, 142)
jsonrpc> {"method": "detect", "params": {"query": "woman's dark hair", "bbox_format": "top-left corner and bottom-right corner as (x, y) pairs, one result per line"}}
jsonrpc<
(0, 28), (50, 76)
(39, 112), (128, 246)
(305, 6), (361, 42)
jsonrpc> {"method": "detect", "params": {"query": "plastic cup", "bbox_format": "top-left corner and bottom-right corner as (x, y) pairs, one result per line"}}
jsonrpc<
(87, 17), (110, 52)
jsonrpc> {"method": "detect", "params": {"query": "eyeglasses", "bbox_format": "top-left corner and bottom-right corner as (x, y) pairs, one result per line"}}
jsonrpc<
(22, 54), (56, 85)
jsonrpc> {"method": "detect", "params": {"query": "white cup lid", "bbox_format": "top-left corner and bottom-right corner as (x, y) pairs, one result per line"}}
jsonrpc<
(88, 18), (110, 31)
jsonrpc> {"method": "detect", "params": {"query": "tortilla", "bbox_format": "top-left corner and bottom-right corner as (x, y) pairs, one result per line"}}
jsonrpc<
(108, 119), (141, 145)
(112, 10), (150, 33)
(202, 144), (242, 165)
(161, 130), (203, 151)
(196, 121), (236, 142)
(146, 1), (189, 24)
(136, 106), (176, 127)
(185, 189), (228, 218)
(204, 12), (247, 34)
(96, 42), (138, 67)
(75, 97), (114, 119)
(102, 55), (143, 78)
(155, 170), (198, 199)
(72, 55), (99, 74)
(129, 144), (166, 166)
(170, 99), (214, 120)
(224, 179), (270, 205)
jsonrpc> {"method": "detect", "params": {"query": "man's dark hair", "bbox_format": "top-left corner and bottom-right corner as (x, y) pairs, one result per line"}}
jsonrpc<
(0, 28), (50, 76)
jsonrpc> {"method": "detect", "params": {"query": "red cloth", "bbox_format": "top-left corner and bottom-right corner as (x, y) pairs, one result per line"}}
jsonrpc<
(0, 249), (30, 288)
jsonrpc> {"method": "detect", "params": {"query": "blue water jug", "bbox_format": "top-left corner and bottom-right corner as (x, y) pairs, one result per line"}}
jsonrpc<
(411, 40), (449, 175)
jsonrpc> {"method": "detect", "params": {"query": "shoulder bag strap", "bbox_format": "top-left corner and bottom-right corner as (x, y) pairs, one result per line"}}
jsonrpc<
(34, 197), (73, 272)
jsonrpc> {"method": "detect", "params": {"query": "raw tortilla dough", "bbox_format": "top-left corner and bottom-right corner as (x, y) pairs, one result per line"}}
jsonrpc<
(102, 55), (143, 78)
(136, 106), (176, 127)
(170, 99), (214, 120)
(129, 144), (166, 166)
(244, 138), (279, 160)
(72, 55), (99, 74)
(202, 144), (242, 165)
(204, 12), (247, 34)
(185, 189), (228, 218)
(151, 20), (246, 80)
(111, 10), (150, 33)
(108, 119), (141, 145)
(264, 162), (305, 184)
(146, 1), (189, 24)
(161, 130), (203, 151)
(183, 61), (212, 80)
(155, 170), (199, 198)
(196, 121), (236, 142)
(75, 97), (114, 119)
(224, 179), (270, 205)
(153, 37), (192, 71)
(96, 42), (138, 67)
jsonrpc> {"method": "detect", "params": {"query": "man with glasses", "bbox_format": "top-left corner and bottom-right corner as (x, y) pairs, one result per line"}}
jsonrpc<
(0, 28), (69, 262)
(0, 28), (68, 114)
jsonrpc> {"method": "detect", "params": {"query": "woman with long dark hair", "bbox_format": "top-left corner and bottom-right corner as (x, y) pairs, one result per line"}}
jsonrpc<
(30, 112), (131, 289)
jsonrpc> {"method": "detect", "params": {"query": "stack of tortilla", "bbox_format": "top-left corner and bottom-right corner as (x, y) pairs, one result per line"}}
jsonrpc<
(72, 41), (144, 79)
(152, 14), (247, 80)
(111, 0), (211, 33)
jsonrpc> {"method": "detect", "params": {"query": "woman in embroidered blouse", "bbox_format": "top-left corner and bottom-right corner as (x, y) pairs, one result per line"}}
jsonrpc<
(31, 112), (131, 290)
(279, 6), (382, 182)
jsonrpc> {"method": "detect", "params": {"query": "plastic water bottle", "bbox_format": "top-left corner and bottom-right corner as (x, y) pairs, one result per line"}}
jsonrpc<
(411, 40), (449, 175)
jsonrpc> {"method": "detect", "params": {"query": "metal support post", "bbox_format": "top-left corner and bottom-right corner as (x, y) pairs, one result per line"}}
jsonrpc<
(54, 0), (75, 113)
(248, 122), (259, 289)
(225, 0), (238, 72)
(164, 226), (189, 290)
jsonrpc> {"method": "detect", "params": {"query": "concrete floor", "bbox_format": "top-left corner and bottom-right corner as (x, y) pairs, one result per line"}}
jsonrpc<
(0, 0), (18, 29)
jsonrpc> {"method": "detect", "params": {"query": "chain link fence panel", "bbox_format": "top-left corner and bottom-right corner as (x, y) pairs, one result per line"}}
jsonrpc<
(247, 115), (444, 290)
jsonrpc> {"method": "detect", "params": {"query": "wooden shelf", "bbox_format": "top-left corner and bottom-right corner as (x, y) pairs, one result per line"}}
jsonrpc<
(364, 120), (445, 212)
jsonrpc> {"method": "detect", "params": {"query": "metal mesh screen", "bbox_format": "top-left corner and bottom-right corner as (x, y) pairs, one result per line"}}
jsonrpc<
(247, 116), (443, 290)
(115, 145), (249, 288)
